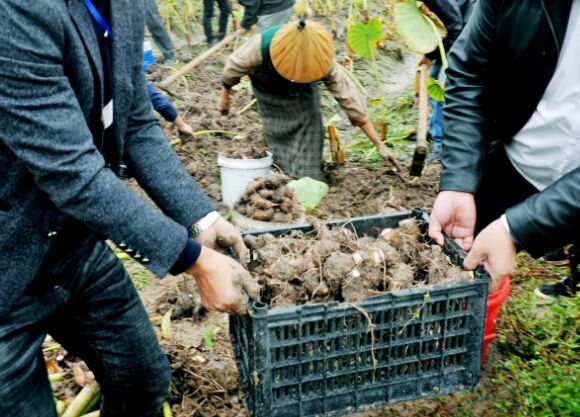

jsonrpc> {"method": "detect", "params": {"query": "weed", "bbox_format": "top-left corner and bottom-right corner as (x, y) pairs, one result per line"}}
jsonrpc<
(494, 257), (579, 416)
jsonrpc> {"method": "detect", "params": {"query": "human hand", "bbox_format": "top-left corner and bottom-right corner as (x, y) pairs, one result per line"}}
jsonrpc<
(173, 115), (194, 137)
(187, 246), (261, 314)
(463, 218), (515, 293)
(196, 217), (249, 266)
(419, 55), (433, 68)
(429, 191), (477, 251)
(218, 88), (231, 114)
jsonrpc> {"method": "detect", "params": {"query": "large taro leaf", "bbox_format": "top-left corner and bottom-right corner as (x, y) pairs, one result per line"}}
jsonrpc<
(393, 2), (440, 54)
(347, 18), (383, 59)
(288, 177), (330, 212)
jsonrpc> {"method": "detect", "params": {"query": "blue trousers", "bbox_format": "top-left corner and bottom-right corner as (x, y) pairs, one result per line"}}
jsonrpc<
(0, 238), (170, 417)
(428, 60), (444, 144)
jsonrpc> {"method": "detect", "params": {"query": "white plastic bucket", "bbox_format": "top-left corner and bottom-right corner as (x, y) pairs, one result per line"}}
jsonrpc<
(218, 152), (273, 206)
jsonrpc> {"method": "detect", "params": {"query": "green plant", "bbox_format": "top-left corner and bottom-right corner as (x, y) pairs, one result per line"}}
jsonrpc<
(348, 17), (386, 118)
(494, 274), (579, 417)
(287, 177), (330, 211)
(203, 327), (215, 349)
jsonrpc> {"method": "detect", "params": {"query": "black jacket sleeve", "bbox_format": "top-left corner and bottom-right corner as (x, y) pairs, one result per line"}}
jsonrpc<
(240, 0), (263, 30)
(423, 0), (464, 60)
(506, 168), (580, 257)
(440, 0), (501, 193)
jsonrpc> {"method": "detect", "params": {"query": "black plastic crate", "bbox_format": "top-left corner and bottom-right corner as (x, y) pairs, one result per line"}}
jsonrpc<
(230, 209), (489, 417)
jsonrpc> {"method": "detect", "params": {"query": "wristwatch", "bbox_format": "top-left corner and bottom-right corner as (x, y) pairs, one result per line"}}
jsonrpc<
(188, 211), (220, 239)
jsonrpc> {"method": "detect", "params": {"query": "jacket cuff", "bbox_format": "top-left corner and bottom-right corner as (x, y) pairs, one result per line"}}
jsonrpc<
(439, 169), (480, 194)
(169, 239), (203, 275)
(505, 204), (545, 258)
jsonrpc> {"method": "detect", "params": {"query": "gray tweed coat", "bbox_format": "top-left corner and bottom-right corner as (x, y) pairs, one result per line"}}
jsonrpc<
(0, 0), (215, 314)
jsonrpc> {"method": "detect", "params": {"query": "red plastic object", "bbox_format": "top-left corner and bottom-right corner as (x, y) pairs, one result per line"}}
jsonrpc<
(482, 277), (511, 364)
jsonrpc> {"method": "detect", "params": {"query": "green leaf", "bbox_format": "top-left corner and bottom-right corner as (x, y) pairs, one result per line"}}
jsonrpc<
(288, 177), (330, 212)
(347, 18), (383, 58)
(203, 328), (214, 349)
(393, 2), (440, 54)
(427, 77), (445, 102)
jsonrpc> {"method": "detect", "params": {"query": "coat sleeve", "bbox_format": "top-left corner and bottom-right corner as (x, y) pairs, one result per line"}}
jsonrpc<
(123, 14), (216, 229)
(423, 0), (464, 61)
(440, 0), (501, 193)
(222, 35), (263, 87)
(240, 0), (263, 30)
(0, 1), (188, 277)
(506, 168), (580, 257)
(322, 62), (369, 127)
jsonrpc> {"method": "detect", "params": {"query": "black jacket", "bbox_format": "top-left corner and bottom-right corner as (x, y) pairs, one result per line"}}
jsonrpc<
(441, 0), (579, 256)
(423, 0), (472, 60)
(240, 0), (294, 30)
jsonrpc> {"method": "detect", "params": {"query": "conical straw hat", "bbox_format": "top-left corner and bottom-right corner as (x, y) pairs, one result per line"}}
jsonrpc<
(270, 19), (335, 83)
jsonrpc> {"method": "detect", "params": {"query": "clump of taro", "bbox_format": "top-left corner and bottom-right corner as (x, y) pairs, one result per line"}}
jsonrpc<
(235, 173), (304, 223)
(243, 219), (473, 308)
(222, 146), (269, 159)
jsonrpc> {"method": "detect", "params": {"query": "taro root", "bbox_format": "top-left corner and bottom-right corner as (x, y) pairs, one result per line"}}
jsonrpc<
(388, 263), (414, 291)
(270, 256), (308, 281)
(246, 218), (470, 307)
(234, 173), (304, 223)
(323, 252), (355, 294)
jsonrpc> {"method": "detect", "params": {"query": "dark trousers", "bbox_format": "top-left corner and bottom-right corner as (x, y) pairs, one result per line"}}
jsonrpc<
(203, 0), (232, 43)
(0, 239), (170, 417)
(475, 145), (539, 234)
(144, 0), (175, 61)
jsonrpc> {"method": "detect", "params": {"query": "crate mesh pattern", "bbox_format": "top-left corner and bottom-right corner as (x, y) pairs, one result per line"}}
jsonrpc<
(230, 211), (488, 417)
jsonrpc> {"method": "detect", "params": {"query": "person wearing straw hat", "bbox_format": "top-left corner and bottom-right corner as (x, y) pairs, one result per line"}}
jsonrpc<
(218, 17), (400, 180)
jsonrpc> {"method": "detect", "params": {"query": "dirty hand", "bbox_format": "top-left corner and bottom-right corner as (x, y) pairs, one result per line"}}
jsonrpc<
(429, 191), (476, 251)
(187, 246), (261, 314)
(419, 55), (433, 68)
(464, 218), (515, 293)
(218, 88), (231, 114)
(196, 217), (249, 265)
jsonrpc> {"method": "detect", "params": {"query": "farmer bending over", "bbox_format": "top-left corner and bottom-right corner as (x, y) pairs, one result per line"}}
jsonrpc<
(0, 0), (259, 416)
(219, 18), (400, 180)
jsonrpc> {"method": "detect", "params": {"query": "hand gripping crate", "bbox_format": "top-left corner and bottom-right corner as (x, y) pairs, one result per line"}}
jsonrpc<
(230, 209), (489, 417)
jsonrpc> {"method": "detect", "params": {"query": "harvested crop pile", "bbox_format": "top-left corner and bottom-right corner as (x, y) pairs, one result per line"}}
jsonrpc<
(243, 219), (473, 307)
(222, 146), (269, 159)
(234, 173), (304, 223)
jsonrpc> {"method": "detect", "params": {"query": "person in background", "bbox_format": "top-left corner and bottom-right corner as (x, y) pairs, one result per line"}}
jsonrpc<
(144, 0), (176, 63)
(0, 1), (258, 415)
(218, 18), (400, 180)
(143, 42), (193, 136)
(414, 0), (475, 161)
(239, 0), (295, 33)
(204, 0), (232, 47)
(429, 0), (579, 297)
(147, 84), (194, 136)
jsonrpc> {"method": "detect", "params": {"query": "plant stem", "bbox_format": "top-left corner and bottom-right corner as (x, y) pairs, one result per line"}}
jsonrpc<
(62, 382), (100, 417)
(369, 42), (386, 120)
